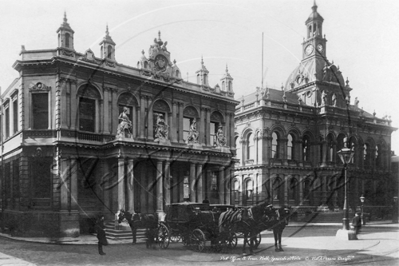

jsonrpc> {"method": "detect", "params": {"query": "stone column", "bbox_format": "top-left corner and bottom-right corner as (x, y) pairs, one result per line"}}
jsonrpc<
(156, 160), (164, 218)
(219, 167), (225, 204)
(118, 157), (126, 211)
(70, 158), (78, 210)
(196, 164), (203, 203)
(206, 108), (211, 145)
(60, 157), (70, 211)
(147, 96), (154, 140)
(178, 103), (184, 144)
(140, 95), (146, 139)
(127, 158), (134, 213)
(225, 165), (232, 205)
(284, 175), (289, 205)
(200, 107), (206, 145)
(171, 102), (178, 143)
(189, 162), (196, 202)
(164, 161), (171, 206)
(299, 176), (304, 205)
(230, 113), (235, 148)
(103, 87), (110, 134)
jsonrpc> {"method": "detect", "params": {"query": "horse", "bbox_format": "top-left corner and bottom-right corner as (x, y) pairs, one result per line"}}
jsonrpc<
(117, 210), (158, 244)
(219, 202), (271, 255)
(268, 206), (290, 252)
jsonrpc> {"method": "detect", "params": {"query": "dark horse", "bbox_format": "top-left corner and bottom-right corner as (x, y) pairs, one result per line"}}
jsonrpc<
(117, 210), (158, 244)
(219, 202), (271, 255)
(269, 206), (290, 252)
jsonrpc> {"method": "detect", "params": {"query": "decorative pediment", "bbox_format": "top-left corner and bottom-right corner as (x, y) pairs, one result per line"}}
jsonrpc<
(29, 82), (51, 91)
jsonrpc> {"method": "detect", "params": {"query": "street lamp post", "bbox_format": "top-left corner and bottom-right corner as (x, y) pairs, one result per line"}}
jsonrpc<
(336, 144), (356, 240)
(360, 195), (365, 225)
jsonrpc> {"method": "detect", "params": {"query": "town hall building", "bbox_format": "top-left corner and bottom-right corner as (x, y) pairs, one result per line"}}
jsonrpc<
(0, 14), (238, 237)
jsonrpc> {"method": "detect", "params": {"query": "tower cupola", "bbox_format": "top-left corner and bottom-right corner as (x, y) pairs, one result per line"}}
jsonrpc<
(57, 12), (74, 50)
(220, 65), (233, 93)
(99, 25), (116, 61)
(196, 57), (209, 86)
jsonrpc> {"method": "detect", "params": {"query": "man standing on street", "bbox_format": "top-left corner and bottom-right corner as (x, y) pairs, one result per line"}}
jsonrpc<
(352, 212), (362, 235)
(95, 214), (108, 255)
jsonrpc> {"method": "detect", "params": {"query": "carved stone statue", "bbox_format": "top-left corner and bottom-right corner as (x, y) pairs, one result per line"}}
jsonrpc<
(215, 126), (227, 147)
(186, 118), (199, 144)
(321, 90), (327, 105)
(154, 113), (169, 142)
(117, 107), (133, 138)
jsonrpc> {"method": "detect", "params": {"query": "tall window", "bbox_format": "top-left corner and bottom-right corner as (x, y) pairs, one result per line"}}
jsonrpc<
(363, 144), (368, 167)
(210, 122), (218, 145)
(107, 45), (112, 59)
(183, 117), (192, 141)
(5, 106), (10, 138)
(13, 98), (18, 133)
(233, 179), (240, 205)
(289, 178), (298, 201)
(272, 132), (279, 159)
(303, 178), (311, 201)
(246, 179), (253, 203)
(327, 135), (334, 162)
(235, 136), (241, 163)
(287, 134), (294, 160)
(79, 98), (95, 132)
(247, 133), (255, 161)
(65, 33), (70, 48)
(303, 135), (310, 161)
(375, 145), (380, 168)
(32, 93), (48, 129)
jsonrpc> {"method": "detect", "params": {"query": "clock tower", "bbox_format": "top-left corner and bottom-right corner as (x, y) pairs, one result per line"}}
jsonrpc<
(302, 2), (327, 61)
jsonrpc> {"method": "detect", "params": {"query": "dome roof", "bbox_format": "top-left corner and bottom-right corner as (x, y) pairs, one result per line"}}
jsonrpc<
(306, 3), (324, 24)
(285, 56), (345, 91)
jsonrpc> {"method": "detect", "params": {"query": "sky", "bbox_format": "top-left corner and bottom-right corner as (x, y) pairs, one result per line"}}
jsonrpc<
(0, 0), (398, 153)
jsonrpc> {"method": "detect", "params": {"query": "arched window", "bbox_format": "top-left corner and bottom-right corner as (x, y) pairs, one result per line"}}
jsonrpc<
(78, 84), (101, 132)
(246, 179), (253, 204)
(287, 134), (294, 160)
(303, 178), (311, 201)
(348, 137), (356, 164)
(257, 131), (261, 162)
(289, 178), (298, 202)
(375, 145), (380, 168)
(235, 136), (241, 164)
(327, 134), (334, 162)
(302, 135), (311, 162)
(233, 179), (240, 205)
(107, 45), (112, 59)
(65, 33), (70, 48)
(364, 144), (369, 168)
(247, 132), (255, 161)
(273, 177), (283, 204)
(272, 132), (279, 159)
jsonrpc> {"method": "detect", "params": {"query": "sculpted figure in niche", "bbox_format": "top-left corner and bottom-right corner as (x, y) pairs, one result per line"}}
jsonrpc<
(321, 90), (327, 105)
(332, 93), (337, 107)
(117, 107), (133, 138)
(216, 126), (227, 147)
(186, 118), (199, 144)
(154, 113), (169, 141)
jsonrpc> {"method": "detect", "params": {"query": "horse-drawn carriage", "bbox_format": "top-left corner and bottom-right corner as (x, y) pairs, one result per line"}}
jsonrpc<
(118, 201), (290, 254)
(161, 202), (236, 252)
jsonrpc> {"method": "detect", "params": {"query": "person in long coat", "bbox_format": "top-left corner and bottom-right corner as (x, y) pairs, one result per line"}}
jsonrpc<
(95, 215), (108, 255)
(352, 212), (362, 235)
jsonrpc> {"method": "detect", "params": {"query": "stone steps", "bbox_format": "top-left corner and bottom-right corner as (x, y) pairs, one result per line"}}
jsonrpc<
(104, 222), (146, 241)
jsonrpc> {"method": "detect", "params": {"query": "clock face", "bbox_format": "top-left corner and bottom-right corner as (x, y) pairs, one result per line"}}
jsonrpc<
(305, 45), (314, 55)
(317, 44), (323, 52)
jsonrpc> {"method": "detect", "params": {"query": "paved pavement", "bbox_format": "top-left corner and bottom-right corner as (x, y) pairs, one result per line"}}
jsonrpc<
(0, 221), (397, 266)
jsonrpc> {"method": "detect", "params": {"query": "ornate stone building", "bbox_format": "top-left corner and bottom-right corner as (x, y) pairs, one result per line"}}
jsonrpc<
(0, 14), (238, 237)
(234, 3), (397, 216)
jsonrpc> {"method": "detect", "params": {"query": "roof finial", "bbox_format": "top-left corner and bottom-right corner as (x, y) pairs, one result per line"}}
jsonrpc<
(226, 64), (228, 73)
(106, 24), (109, 36)
(64, 11), (67, 23)
(158, 30), (161, 40)
(201, 56), (204, 65)
(312, 0), (318, 10)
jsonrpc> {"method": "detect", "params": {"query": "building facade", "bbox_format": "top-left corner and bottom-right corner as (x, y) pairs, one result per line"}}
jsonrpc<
(234, 4), (397, 217)
(0, 14), (238, 237)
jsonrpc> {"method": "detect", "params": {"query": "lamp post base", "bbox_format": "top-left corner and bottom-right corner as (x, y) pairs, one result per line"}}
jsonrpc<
(336, 229), (358, 240)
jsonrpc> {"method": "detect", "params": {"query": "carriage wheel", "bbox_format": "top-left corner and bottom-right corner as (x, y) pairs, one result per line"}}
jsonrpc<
(190, 229), (206, 252)
(254, 233), (262, 248)
(229, 233), (238, 248)
(157, 223), (170, 249)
